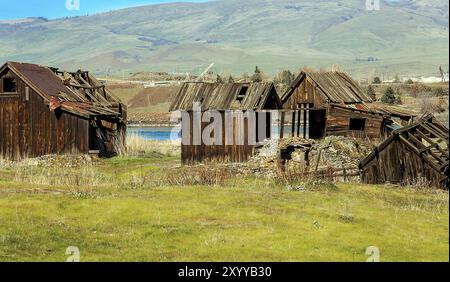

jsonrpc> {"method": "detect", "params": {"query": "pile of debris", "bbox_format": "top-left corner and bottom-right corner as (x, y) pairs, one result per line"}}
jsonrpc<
(309, 136), (377, 170)
(247, 136), (377, 179)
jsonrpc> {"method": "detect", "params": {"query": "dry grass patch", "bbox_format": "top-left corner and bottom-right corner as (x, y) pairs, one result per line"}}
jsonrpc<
(126, 135), (180, 157)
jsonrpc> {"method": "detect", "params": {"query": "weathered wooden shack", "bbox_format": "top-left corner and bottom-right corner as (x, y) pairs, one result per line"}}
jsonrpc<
(0, 61), (127, 160)
(170, 82), (282, 164)
(280, 71), (414, 139)
(359, 114), (449, 189)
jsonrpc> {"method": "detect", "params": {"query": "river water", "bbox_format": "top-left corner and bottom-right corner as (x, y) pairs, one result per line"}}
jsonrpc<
(127, 127), (180, 141)
(127, 126), (299, 141)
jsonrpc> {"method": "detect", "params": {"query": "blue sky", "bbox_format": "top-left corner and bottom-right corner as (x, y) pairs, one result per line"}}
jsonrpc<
(0, 0), (211, 20)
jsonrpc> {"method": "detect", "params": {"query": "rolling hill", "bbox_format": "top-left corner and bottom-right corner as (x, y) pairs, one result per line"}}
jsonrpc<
(0, 0), (448, 78)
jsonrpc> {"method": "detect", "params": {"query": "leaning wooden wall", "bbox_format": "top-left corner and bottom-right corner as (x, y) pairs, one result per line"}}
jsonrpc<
(0, 72), (89, 160)
(361, 139), (443, 188)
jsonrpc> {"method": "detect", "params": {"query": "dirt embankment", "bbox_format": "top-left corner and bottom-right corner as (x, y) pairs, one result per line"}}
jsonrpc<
(127, 112), (174, 126)
(127, 85), (181, 109)
(107, 84), (181, 125)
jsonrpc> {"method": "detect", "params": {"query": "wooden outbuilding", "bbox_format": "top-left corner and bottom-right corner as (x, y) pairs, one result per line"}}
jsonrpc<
(280, 71), (414, 139)
(0, 61), (127, 160)
(170, 82), (282, 164)
(359, 114), (449, 189)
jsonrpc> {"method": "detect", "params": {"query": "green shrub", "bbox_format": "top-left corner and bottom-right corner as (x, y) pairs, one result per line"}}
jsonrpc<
(381, 86), (396, 104)
(372, 77), (381, 84)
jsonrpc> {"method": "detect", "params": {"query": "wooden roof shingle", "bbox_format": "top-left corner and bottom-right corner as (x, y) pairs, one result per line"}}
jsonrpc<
(169, 82), (281, 111)
(282, 71), (373, 104)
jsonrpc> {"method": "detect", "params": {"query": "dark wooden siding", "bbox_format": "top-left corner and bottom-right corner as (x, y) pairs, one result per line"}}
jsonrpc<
(181, 111), (256, 164)
(326, 107), (383, 138)
(281, 76), (384, 139)
(361, 139), (443, 187)
(0, 71), (89, 159)
(282, 77), (327, 110)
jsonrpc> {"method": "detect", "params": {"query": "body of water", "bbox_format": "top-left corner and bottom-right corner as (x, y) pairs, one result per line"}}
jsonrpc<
(128, 126), (306, 141)
(128, 127), (180, 141)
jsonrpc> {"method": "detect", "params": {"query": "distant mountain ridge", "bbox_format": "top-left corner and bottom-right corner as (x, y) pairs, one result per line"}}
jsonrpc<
(0, 0), (448, 78)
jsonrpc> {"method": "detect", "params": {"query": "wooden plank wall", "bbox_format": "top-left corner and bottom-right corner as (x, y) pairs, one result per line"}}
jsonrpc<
(326, 107), (383, 138)
(181, 111), (256, 164)
(0, 72), (89, 159)
(361, 139), (443, 188)
(0, 96), (19, 159)
(282, 77), (327, 110)
(279, 109), (312, 139)
(281, 76), (385, 139)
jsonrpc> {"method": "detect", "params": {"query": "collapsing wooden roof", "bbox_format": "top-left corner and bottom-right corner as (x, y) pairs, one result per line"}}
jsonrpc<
(1, 61), (125, 119)
(170, 82), (282, 111)
(281, 71), (417, 119)
(366, 103), (418, 120)
(282, 71), (373, 105)
(359, 114), (449, 188)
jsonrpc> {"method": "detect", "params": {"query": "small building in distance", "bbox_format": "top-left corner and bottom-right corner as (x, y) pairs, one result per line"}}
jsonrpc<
(170, 82), (282, 164)
(359, 114), (449, 189)
(0, 61), (127, 160)
(280, 71), (415, 139)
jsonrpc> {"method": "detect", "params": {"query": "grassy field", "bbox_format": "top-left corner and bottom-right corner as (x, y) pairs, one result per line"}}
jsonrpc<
(0, 151), (448, 262)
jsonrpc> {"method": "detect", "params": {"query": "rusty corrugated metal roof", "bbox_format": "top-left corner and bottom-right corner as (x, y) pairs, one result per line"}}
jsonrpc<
(2, 61), (125, 118)
(7, 61), (77, 99)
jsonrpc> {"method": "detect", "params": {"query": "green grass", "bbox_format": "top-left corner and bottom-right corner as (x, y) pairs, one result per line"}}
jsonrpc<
(0, 155), (448, 262)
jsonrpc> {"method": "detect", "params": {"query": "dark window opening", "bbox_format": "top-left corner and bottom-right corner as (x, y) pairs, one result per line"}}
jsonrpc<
(309, 109), (326, 139)
(236, 86), (249, 102)
(89, 122), (100, 152)
(349, 118), (366, 131)
(2, 77), (16, 93)
(264, 92), (279, 109)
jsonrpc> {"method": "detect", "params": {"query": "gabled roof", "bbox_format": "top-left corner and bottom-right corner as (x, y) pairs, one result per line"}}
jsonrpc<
(281, 71), (373, 104)
(169, 82), (282, 111)
(1, 61), (124, 119)
(360, 114), (449, 179)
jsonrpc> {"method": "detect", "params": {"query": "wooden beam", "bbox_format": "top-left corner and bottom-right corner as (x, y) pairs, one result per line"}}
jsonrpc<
(291, 111), (296, 137)
(407, 132), (444, 164)
(415, 128), (448, 157)
(398, 135), (442, 173)
(420, 122), (448, 141)
(303, 105), (307, 139)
